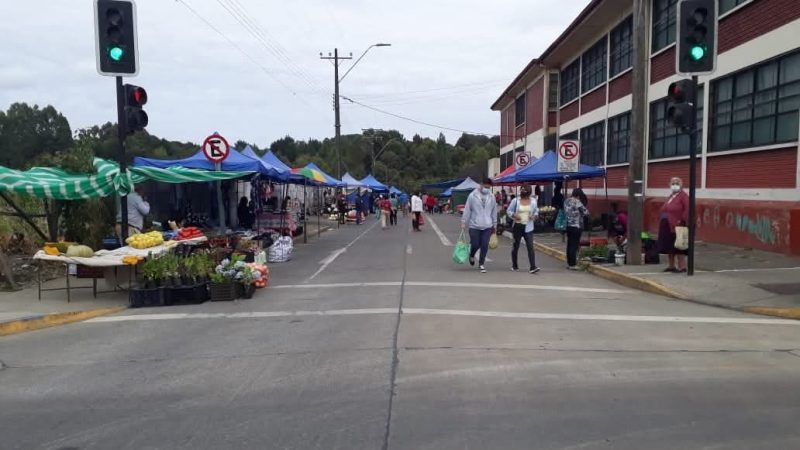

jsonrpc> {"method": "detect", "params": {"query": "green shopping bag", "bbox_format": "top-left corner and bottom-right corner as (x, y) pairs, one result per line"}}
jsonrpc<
(452, 231), (469, 264)
(554, 209), (566, 231)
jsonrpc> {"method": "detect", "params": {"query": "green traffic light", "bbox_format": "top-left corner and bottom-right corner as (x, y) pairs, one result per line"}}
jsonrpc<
(690, 45), (705, 61)
(109, 46), (124, 61)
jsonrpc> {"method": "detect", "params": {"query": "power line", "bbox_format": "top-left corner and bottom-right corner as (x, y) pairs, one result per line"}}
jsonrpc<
(354, 79), (507, 100)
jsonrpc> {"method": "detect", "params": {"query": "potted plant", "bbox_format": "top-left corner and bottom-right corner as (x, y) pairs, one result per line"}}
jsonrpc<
(131, 257), (165, 307)
(236, 264), (257, 299)
(209, 257), (239, 301)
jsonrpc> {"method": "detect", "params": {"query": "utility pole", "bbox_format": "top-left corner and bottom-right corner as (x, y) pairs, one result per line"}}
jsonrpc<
(627, 0), (650, 265)
(320, 49), (352, 179)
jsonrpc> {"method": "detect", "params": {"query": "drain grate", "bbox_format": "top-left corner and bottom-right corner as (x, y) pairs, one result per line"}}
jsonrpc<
(753, 283), (800, 296)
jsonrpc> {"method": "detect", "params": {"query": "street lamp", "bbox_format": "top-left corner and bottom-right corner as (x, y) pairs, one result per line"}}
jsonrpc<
(339, 43), (391, 83)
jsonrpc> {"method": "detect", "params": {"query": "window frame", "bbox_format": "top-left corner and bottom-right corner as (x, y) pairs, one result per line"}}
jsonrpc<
(648, 86), (704, 159)
(581, 37), (608, 94)
(560, 59), (581, 106)
(548, 73), (559, 110)
(719, 0), (750, 16)
(607, 112), (631, 165)
(710, 51), (800, 152)
(514, 93), (526, 128)
(579, 120), (606, 166)
(652, 0), (678, 53)
(609, 16), (633, 78)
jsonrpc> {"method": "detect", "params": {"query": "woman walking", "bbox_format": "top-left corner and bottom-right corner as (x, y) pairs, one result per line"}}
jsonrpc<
(657, 176), (689, 272)
(507, 186), (540, 274)
(565, 188), (589, 270)
(461, 178), (497, 273)
(389, 193), (399, 226)
(379, 195), (391, 230)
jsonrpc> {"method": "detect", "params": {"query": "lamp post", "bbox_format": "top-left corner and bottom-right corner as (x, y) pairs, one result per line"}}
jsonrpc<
(321, 43), (391, 180)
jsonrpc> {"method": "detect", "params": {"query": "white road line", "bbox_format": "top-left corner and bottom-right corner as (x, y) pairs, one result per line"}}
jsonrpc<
(406, 244), (413, 255)
(306, 220), (379, 282)
(425, 214), (452, 246)
(272, 281), (630, 294)
(87, 307), (800, 326)
(632, 266), (800, 276)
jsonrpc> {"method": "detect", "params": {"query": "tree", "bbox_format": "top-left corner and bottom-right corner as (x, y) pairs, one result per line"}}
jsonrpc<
(0, 103), (72, 168)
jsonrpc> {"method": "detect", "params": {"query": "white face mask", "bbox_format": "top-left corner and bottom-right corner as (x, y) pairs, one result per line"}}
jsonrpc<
(481, 187), (491, 195)
(670, 184), (681, 193)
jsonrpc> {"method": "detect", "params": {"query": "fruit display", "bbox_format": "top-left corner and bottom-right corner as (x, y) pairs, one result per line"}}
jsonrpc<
(176, 226), (204, 241)
(250, 263), (269, 288)
(65, 245), (95, 257)
(43, 246), (60, 256)
(126, 231), (165, 249)
(122, 255), (144, 265)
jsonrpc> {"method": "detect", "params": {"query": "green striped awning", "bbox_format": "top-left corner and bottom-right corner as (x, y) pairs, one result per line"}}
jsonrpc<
(0, 158), (252, 200)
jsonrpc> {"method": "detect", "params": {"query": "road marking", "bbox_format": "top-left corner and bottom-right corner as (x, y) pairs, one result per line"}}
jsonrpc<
(632, 266), (800, 276)
(425, 214), (452, 246)
(306, 220), (379, 282)
(87, 307), (800, 326)
(406, 244), (413, 255)
(272, 281), (630, 294)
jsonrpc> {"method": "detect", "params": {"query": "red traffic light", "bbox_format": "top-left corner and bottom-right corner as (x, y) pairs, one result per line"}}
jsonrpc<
(125, 85), (147, 106)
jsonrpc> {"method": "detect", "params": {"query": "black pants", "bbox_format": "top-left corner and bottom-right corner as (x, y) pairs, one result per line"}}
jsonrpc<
(390, 209), (398, 225)
(511, 223), (536, 270)
(412, 212), (421, 230)
(566, 226), (582, 267)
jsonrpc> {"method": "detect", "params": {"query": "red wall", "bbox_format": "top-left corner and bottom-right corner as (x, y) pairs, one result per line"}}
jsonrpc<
(705, 148), (798, 188)
(580, 85), (607, 115)
(650, 46), (676, 84)
(526, 78), (545, 133)
(647, 159), (703, 189)
(606, 166), (629, 188)
(560, 101), (580, 124)
(547, 111), (557, 128)
(719, 0), (800, 53)
(609, 71), (632, 102)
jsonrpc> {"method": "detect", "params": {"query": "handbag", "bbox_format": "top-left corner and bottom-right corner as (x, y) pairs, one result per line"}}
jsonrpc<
(418, 214), (425, 226)
(452, 231), (469, 264)
(674, 226), (689, 250)
(554, 209), (566, 231)
(488, 233), (499, 250)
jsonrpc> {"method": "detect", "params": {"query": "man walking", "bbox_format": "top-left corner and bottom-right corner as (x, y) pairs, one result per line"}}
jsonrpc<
(411, 192), (423, 231)
(461, 178), (497, 273)
(389, 193), (399, 226)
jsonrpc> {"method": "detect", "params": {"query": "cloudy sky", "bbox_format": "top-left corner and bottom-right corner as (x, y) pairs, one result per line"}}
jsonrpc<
(1, 0), (590, 146)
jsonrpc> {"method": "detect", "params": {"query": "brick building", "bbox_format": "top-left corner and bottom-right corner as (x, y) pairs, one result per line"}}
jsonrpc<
(491, 0), (800, 255)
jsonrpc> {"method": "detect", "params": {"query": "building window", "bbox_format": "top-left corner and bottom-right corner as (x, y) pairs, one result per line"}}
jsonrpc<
(560, 131), (579, 141)
(560, 59), (580, 105)
(580, 121), (605, 166)
(720, 0), (748, 14)
(607, 112), (630, 164)
(610, 16), (633, 77)
(711, 52), (800, 151)
(652, 0), (677, 53)
(649, 87), (704, 159)
(582, 37), (607, 93)
(514, 94), (526, 127)
(548, 73), (559, 109)
(500, 150), (514, 171)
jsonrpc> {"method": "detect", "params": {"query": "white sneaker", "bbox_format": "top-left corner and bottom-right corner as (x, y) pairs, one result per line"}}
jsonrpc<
(480, 265), (487, 273)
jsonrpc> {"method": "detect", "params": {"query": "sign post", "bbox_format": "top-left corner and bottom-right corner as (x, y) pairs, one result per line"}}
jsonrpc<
(203, 133), (230, 233)
(557, 140), (580, 173)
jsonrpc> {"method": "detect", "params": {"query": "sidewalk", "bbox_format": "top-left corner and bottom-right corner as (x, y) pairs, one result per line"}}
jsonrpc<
(530, 232), (800, 319)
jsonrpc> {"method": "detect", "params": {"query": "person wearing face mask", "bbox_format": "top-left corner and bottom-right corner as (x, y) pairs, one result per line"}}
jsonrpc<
(657, 176), (690, 272)
(461, 178), (498, 273)
(564, 188), (589, 270)
(507, 186), (541, 274)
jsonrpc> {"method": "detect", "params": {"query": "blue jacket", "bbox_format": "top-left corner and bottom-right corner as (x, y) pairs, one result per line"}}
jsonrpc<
(507, 197), (539, 233)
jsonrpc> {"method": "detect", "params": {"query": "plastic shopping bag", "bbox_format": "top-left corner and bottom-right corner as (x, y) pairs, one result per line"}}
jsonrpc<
(674, 226), (689, 251)
(554, 209), (566, 231)
(452, 231), (469, 264)
(488, 233), (499, 250)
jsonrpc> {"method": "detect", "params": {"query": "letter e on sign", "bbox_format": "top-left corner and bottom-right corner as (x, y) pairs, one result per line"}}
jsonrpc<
(203, 134), (231, 163)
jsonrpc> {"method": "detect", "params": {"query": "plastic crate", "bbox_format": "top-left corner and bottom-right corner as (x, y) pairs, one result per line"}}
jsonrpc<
(165, 284), (208, 306)
(76, 265), (105, 279)
(129, 286), (164, 308)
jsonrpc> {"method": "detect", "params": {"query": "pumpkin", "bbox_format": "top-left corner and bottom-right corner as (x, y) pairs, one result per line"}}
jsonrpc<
(65, 245), (94, 258)
(43, 246), (60, 256)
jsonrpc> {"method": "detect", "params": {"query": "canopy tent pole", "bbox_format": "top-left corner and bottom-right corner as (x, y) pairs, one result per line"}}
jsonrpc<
(317, 186), (321, 238)
(303, 179), (307, 244)
(215, 163), (225, 234)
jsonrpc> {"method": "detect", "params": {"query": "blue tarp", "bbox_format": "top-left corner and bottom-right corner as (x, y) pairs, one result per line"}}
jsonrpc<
(439, 187), (452, 197)
(305, 162), (344, 187)
(389, 186), (403, 195)
(494, 151), (606, 184)
(239, 146), (290, 179)
(341, 172), (366, 188)
(423, 178), (465, 189)
(134, 149), (263, 174)
(359, 174), (389, 192)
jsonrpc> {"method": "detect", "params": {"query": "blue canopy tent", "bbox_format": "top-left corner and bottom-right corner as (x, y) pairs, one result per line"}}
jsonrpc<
(389, 186), (403, 195)
(494, 151), (606, 184)
(239, 146), (292, 180)
(134, 149), (264, 174)
(359, 174), (389, 192)
(341, 172), (366, 188)
(422, 178), (465, 190)
(439, 187), (452, 197)
(305, 162), (344, 187)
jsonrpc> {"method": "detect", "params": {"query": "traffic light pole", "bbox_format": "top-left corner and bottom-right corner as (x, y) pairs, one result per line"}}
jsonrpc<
(687, 75), (699, 276)
(115, 75), (129, 242)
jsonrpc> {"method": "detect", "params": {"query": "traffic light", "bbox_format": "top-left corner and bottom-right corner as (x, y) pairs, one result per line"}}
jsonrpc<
(676, 0), (717, 75)
(94, 0), (139, 76)
(122, 84), (147, 134)
(667, 79), (696, 130)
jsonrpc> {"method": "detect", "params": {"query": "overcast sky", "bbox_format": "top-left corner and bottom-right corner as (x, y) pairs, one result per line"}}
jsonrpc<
(1, 0), (590, 147)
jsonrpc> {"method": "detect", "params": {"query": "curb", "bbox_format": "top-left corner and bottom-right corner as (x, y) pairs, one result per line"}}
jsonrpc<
(0, 306), (127, 337)
(529, 239), (800, 321)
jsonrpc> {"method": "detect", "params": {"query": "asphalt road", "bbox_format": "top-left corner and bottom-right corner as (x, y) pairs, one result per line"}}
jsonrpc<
(2, 212), (800, 449)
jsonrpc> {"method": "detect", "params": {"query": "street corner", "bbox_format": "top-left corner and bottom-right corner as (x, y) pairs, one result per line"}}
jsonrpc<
(0, 306), (127, 337)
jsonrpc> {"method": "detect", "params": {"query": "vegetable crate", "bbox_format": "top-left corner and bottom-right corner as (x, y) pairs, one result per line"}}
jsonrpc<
(165, 283), (208, 306)
(129, 286), (165, 308)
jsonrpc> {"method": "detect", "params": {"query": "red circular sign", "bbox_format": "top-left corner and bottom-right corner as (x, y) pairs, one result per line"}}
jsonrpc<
(515, 152), (530, 167)
(202, 134), (230, 163)
(559, 141), (579, 160)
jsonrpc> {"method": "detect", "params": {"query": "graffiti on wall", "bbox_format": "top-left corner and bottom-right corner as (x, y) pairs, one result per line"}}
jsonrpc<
(698, 203), (789, 250)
